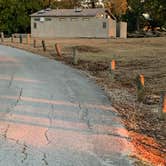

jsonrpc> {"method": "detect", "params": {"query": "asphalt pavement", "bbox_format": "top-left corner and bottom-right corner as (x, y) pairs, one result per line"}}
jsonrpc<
(0, 45), (134, 166)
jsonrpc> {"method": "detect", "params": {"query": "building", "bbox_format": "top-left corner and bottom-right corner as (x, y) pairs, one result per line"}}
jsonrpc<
(30, 8), (117, 38)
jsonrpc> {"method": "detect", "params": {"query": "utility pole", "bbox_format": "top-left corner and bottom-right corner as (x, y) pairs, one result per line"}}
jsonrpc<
(48, 0), (51, 7)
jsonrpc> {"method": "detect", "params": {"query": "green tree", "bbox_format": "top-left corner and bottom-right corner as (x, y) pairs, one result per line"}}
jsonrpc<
(104, 0), (128, 20)
(125, 0), (166, 31)
(144, 0), (166, 28)
(0, 0), (43, 35)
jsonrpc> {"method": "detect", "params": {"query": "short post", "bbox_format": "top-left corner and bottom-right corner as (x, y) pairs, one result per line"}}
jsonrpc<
(55, 43), (62, 57)
(11, 34), (14, 43)
(109, 60), (116, 80)
(159, 92), (166, 120)
(41, 40), (46, 52)
(33, 39), (36, 48)
(27, 34), (30, 44)
(19, 34), (23, 44)
(72, 47), (78, 65)
(1, 32), (4, 42)
(136, 74), (145, 102)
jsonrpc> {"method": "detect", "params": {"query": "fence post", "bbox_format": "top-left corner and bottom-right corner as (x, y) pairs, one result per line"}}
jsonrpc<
(109, 59), (116, 80)
(11, 34), (14, 43)
(19, 34), (23, 44)
(1, 32), (4, 42)
(159, 91), (166, 120)
(42, 40), (46, 52)
(72, 47), (78, 65)
(33, 39), (36, 48)
(55, 43), (62, 57)
(136, 74), (145, 102)
(27, 34), (30, 44)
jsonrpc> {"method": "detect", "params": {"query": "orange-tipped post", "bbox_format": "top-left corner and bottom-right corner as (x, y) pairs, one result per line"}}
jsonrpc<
(163, 95), (166, 113)
(160, 92), (166, 119)
(140, 74), (145, 86)
(55, 43), (62, 57)
(136, 74), (145, 102)
(109, 59), (116, 80)
(111, 60), (116, 70)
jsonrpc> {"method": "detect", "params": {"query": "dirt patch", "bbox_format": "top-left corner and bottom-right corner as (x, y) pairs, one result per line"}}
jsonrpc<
(1, 37), (166, 165)
(75, 45), (102, 53)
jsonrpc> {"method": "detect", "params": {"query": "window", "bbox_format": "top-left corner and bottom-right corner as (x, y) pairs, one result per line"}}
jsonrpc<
(59, 17), (65, 21)
(71, 18), (78, 21)
(34, 22), (37, 29)
(40, 17), (45, 22)
(83, 17), (90, 21)
(34, 18), (40, 21)
(103, 22), (106, 29)
(45, 18), (52, 21)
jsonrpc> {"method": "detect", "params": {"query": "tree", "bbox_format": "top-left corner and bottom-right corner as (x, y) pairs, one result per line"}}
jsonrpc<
(103, 0), (128, 20)
(0, 0), (43, 34)
(144, 0), (166, 28)
(51, 0), (82, 9)
(126, 0), (166, 31)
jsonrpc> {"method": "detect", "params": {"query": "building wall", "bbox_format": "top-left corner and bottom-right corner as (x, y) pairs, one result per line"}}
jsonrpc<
(116, 22), (127, 38)
(108, 19), (116, 38)
(31, 16), (116, 38)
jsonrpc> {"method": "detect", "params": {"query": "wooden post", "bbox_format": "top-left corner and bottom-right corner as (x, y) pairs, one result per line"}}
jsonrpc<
(42, 40), (46, 52)
(33, 39), (36, 48)
(159, 92), (166, 120)
(19, 34), (23, 44)
(11, 34), (14, 43)
(72, 47), (78, 65)
(55, 43), (62, 57)
(109, 60), (116, 80)
(136, 74), (145, 102)
(27, 34), (30, 44)
(1, 32), (4, 42)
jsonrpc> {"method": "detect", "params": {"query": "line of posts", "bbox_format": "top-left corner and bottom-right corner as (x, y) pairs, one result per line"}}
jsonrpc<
(0, 32), (165, 119)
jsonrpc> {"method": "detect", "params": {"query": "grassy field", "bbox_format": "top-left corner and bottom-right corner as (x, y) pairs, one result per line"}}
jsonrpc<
(57, 37), (166, 95)
(1, 37), (166, 165)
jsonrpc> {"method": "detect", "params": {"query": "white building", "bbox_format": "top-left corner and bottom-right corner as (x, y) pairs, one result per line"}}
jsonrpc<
(30, 8), (117, 38)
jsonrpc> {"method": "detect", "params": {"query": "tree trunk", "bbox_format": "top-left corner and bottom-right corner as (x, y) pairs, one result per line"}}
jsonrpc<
(91, 0), (95, 8)
(136, 16), (140, 31)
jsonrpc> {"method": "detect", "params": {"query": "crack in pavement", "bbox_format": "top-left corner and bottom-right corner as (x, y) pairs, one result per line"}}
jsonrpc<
(42, 153), (49, 166)
(15, 88), (23, 106)
(66, 80), (77, 104)
(5, 88), (23, 115)
(44, 129), (51, 145)
(79, 104), (93, 130)
(21, 143), (28, 163)
(8, 74), (14, 88)
(0, 132), (47, 157)
(3, 124), (10, 140)
(48, 95), (54, 127)
(44, 95), (54, 145)
(79, 103), (81, 109)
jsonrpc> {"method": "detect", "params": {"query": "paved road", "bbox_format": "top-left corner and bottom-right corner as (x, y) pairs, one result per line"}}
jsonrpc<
(0, 45), (133, 166)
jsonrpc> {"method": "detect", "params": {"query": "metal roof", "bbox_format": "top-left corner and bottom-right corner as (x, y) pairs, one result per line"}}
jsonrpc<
(30, 8), (106, 17)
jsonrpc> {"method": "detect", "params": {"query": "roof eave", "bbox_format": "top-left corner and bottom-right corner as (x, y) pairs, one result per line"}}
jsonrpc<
(31, 15), (97, 17)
